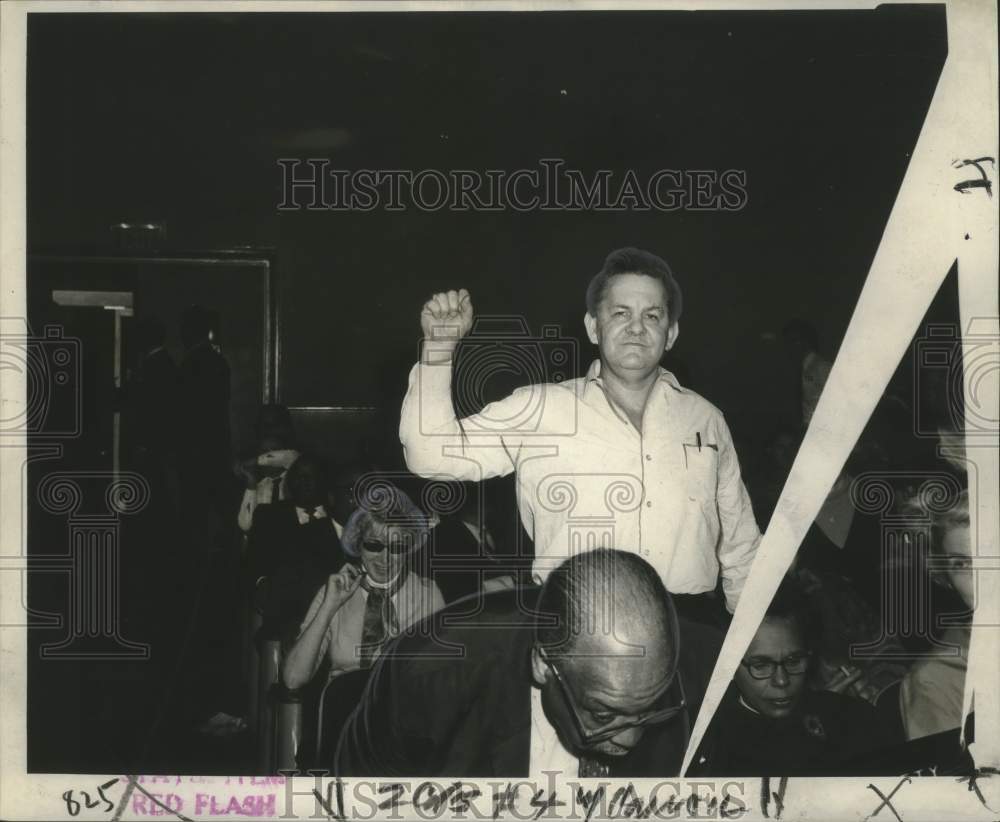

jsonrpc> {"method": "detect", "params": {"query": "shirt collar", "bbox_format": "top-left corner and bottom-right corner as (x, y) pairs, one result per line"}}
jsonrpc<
(583, 358), (682, 391)
(361, 567), (408, 597)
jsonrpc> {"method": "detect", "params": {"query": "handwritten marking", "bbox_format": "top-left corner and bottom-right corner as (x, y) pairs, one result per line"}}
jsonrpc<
(953, 156), (995, 197)
(130, 784), (193, 821)
(111, 775), (138, 822)
(959, 768), (1000, 812)
(492, 782), (519, 819)
(761, 776), (787, 820)
(865, 776), (912, 822)
(311, 779), (346, 820)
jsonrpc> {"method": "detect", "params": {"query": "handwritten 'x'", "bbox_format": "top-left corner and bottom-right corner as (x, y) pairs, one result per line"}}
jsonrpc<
(865, 776), (912, 822)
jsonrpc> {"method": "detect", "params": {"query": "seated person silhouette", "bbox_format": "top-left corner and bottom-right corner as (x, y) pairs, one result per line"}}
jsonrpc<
(236, 404), (300, 533)
(704, 578), (899, 775)
(246, 453), (345, 644)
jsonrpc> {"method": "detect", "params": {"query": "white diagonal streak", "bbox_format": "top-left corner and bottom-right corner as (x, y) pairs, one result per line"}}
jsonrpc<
(683, 0), (999, 774)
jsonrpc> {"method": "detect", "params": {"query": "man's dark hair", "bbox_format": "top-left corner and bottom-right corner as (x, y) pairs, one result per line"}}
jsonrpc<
(535, 548), (677, 661)
(585, 247), (684, 326)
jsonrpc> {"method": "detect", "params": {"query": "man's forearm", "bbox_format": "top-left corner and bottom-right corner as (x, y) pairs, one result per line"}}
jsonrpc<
(400, 341), (520, 481)
(421, 337), (457, 366)
(399, 351), (472, 478)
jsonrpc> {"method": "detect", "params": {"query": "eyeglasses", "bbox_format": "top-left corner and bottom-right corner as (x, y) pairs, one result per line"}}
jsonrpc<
(540, 650), (687, 745)
(739, 651), (812, 680)
(361, 539), (412, 555)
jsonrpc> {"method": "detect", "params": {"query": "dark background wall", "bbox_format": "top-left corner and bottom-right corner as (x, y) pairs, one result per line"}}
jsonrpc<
(27, 7), (947, 460)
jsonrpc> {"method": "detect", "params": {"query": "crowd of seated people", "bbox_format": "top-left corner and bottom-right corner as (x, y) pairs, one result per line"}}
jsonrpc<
(232, 407), (524, 766)
(225, 412), (978, 778)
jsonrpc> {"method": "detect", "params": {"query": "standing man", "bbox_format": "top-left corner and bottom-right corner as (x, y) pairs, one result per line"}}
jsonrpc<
(400, 247), (760, 613)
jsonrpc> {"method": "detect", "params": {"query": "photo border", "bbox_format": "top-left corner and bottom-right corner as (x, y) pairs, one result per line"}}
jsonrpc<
(1, 1), (996, 820)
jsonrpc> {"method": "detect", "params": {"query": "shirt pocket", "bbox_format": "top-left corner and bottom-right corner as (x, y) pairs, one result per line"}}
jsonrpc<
(683, 445), (719, 501)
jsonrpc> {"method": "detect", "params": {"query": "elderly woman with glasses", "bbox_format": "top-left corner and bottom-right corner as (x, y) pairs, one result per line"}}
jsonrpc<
(704, 578), (898, 775)
(282, 481), (445, 692)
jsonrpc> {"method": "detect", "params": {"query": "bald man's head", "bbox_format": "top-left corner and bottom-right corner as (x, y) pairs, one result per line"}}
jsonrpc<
(531, 549), (681, 758)
(535, 548), (676, 660)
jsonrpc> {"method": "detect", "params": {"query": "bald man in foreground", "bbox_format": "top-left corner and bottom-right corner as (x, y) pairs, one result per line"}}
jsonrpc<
(335, 548), (721, 778)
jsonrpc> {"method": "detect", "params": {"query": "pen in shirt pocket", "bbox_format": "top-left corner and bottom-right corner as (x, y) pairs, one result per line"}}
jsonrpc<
(683, 433), (718, 467)
(695, 431), (719, 452)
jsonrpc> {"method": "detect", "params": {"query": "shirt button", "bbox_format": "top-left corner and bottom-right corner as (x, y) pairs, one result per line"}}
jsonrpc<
(646, 500), (652, 508)
(645, 454), (652, 461)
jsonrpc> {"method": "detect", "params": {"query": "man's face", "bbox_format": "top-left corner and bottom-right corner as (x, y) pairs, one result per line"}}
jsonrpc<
(942, 524), (974, 609)
(585, 273), (678, 379)
(735, 616), (809, 719)
(535, 636), (675, 758)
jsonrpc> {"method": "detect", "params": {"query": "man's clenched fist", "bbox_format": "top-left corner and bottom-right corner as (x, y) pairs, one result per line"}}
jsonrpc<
(421, 289), (474, 349)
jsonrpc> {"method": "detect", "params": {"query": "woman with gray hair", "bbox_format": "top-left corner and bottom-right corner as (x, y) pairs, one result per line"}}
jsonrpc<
(282, 481), (445, 691)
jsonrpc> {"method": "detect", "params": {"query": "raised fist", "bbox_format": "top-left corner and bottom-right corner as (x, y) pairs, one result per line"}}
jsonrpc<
(420, 289), (474, 347)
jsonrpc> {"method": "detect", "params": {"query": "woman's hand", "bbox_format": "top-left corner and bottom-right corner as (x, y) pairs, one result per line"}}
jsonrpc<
(322, 564), (363, 611)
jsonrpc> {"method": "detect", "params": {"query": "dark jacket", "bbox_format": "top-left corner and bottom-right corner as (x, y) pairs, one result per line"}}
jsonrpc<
(701, 685), (901, 776)
(247, 501), (346, 642)
(335, 586), (722, 778)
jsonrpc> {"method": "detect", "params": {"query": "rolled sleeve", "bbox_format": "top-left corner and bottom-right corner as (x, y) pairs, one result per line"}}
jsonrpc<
(713, 417), (761, 612)
(399, 361), (524, 481)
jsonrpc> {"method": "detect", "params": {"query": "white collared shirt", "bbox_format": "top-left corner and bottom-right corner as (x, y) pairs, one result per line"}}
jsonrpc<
(400, 358), (760, 611)
(299, 572), (445, 679)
